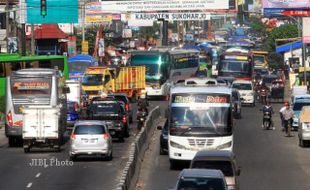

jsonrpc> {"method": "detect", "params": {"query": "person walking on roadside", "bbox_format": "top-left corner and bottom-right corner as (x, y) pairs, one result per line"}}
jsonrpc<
(279, 102), (287, 131)
(280, 102), (294, 137)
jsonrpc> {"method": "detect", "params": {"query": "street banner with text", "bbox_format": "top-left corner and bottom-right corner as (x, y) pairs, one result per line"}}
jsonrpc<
(101, 0), (229, 12)
(303, 17), (310, 44)
(129, 12), (211, 21)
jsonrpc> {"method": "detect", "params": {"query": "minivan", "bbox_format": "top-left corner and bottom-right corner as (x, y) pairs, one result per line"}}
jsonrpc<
(190, 150), (240, 190)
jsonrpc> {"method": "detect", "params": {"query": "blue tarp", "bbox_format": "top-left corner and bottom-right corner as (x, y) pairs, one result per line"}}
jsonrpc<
(276, 41), (302, 53)
(68, 54), (97, 63)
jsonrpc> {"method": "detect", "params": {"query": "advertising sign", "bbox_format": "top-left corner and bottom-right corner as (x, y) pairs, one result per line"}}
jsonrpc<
(8, 37), (18, 54)
(303, 17), (310, 44)
(262, 0), (310, 8)
(98, 38), (105, 57)
(101, 0), (229, 12)
(67, 36), (76, 56)
(130, 12), (211, 21)
(82, 41), (89, 54)
(27, 0), (78, 24)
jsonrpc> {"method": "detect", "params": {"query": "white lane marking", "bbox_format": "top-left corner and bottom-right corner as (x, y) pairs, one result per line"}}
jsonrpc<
(35, 173), (41, 178)
(26, 182), (32, 188)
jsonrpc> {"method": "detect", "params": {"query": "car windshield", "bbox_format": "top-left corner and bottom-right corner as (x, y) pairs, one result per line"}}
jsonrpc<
(171, 106), (231, 136)
(82, 74), (103, 86)
(253, 55), (265, 64)
(192, 161), (234, 176)
(232, 83), (252, 90)
(263, 76), (277, 84)
(254, 68), (268, 75)
(74, 125), (106, 135)
(293, 102), (310, 111)
(177, 177), (225, 190)
(68, 61), (90, 73)
(113, 95), (129, 104)
(131, 55), (161, 76)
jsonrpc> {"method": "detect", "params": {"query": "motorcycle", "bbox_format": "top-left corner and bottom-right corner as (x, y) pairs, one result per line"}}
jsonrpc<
(262, 111), (272, 130)
(136, 108), (148, 131)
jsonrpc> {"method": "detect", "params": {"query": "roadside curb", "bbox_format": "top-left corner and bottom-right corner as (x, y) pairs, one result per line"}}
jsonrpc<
(115, 106), (161, 190)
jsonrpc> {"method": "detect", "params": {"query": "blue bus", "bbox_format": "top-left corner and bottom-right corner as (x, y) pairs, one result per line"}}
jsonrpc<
(68, 54), (98, 81)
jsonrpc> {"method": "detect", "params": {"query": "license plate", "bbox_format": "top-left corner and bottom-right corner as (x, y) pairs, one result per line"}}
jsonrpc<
(110, 131), (115, 135)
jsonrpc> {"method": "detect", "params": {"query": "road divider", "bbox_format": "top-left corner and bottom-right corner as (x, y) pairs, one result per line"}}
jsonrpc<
(115, 106), (161, 190)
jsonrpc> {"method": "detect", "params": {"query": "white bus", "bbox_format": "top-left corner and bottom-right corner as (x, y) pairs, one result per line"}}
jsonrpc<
(168, 84), (234, 169)
(168, 49), (200, 84)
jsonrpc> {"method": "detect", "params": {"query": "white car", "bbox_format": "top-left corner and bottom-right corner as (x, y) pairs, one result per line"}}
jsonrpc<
(232, 80), (255, 106)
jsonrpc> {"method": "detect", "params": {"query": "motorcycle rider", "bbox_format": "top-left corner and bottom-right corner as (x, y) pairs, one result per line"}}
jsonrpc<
(137, 92), (149, 114)
(280, 102), (294, 137)
(259, 83), (270, 104)
(261, 101), (274, 130)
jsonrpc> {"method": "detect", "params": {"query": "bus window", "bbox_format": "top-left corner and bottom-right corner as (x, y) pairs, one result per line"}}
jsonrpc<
(25, 61), (40, 68)
(4, 62), (22, 76)
(0, 63), (5, 77)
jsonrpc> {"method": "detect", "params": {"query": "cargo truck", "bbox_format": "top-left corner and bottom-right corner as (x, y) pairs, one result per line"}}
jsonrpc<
(81, 66), (146, 103)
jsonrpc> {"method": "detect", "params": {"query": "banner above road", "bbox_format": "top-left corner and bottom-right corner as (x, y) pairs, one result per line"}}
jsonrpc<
(262, 0), (310, 8)
(130, 12), (211, 21)
(100, 0), (229, 12)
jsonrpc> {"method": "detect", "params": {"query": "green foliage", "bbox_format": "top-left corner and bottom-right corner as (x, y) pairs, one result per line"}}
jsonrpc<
(249, 16), (267, 37)
(268, 52), (284, 69)
(266, 24), (298, 51)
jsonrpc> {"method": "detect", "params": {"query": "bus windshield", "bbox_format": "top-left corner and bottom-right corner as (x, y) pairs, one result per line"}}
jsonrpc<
(293, 102), (310, 111)
(219, 60), (250, 76)
(11, 77), (52, 97)
(131, 55), (161, 76)
(171, 106), (231, 136)
(82, 74), (103, 86)
(69, 61), (90, 73)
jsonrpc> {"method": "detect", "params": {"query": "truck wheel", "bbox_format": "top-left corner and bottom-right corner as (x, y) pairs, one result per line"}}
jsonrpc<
(170, 160), (177, 170)
(106, 150), (113, 161)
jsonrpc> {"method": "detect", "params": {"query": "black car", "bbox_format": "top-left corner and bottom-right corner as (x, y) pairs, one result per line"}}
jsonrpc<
(108, 93), (133, 123)
(89, 97), (130, 141)
(158, 119), (168, 155)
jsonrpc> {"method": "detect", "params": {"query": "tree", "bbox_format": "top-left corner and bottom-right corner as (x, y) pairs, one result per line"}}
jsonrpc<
(249, 16), (267, 37)
(265, 24), (298, 51)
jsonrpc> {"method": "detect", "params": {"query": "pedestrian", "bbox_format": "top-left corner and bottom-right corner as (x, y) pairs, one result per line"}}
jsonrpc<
(280, 102), (294, 137)
(279, 102), (287, 131)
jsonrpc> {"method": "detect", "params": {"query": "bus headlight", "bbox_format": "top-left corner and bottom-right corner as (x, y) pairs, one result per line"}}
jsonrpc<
(170, 141), (187, 150)
(216, 141), (232, 150)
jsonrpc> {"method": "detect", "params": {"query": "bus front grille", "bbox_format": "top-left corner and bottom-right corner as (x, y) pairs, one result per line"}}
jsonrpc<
(188, 139), (214, 148)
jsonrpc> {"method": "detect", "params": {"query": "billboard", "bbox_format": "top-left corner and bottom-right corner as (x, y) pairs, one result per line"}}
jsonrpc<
(100, 0), (229, 12)
(262, 0), (310, 8)
(27, 0), (78, 24)
(303, 17), (310, 44)
(129, 12), (211, 21)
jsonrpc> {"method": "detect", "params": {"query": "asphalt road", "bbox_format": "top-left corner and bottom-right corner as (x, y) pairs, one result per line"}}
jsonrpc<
(135, 102), (310, 190)
(0, 101), (164, 190)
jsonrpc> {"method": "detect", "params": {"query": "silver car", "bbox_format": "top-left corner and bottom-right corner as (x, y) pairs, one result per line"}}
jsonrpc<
(69, 120), (113, 161)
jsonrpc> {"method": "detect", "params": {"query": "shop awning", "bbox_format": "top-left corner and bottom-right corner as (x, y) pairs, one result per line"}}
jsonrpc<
(27, 24), (68, 40)
(276, 41), (302, 53)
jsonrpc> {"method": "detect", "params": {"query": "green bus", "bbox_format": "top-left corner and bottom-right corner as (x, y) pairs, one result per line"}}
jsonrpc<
(0, 54), (69, 104)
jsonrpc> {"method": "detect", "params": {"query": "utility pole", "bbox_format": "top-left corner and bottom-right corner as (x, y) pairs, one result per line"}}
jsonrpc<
(6, 0), (9, 53)
(31, 24), (35, 54)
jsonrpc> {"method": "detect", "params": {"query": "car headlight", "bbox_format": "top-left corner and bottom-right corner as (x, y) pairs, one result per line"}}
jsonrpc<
(170, 141), (187, 150)
(216, 141), (232, 150)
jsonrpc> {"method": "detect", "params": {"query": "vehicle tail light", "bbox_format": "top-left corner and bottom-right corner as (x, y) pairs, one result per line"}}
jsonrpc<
(125, 103), (129, 111)
(80, 102), (84, 107)
(71, 133), (76, 140)
(104, 133), (109, 140)
(122, 115), (127, 124)
(170, 127), (176, 132)
(7, 111), (13, 126)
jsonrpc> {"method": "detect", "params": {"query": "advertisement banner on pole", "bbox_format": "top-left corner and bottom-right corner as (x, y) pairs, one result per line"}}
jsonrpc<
(67, 36), (76, 56)
(129, 12), (211, 21)
(101, 0), (229, 12)
(262, 0), (310, 8)
(98, 39), (105, 57)
(82, 41), (89, 54)
(303, 17), (310, 44)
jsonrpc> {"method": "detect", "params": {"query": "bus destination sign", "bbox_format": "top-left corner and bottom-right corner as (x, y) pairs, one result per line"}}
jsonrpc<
(172, 94), (229, 104)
